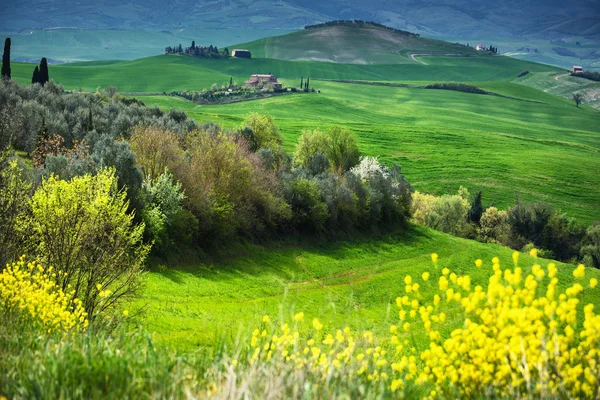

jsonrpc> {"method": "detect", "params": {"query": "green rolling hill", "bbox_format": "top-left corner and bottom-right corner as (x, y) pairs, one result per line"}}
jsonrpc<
(10, 52), (558, 93)
(9, 50), (598, 223)
(233, 24), (478, 64)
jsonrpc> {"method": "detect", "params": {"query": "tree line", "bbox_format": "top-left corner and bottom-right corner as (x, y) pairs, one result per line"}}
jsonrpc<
(304, 20), (420, 37)
(2, 37), (51, 85)
(1, 80), (412, 262)
(412, 188), (599, 267)
(165, 41), (230, 58)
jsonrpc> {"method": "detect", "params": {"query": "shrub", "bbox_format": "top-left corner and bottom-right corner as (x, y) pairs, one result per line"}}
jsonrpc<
(184, 130), (290, 241)
(507, 202), (552, 249)
(284, 178), (329, 232)
(25, 168), (149, 319)
(0, 154), (30, 267)
(242, 112), (282, 150)
(130, 126), (184, 180)
(412, 189), (470, 236)
(424, 83), (488, 95)
(293, 126), (361, 173)
(477, 206), (510, 245)
(581, 222), (600, 269)
(293, 129), (330, 169)
(0, 257), (88, 334)
(140, 169), (185, 250)
(327, 126), (361, 172)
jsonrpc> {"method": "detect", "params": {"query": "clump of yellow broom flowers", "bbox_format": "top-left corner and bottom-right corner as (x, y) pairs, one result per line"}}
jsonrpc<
(0, 257), (88, 333)
(241, 251), (600, 398)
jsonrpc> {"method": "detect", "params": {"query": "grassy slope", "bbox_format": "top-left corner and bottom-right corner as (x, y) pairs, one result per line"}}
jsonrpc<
(9, 55), (599, 222)
(10, 53), (558, 92)
(517, 71), (600, 109)
(138, 225), (600, 351)
(142, 79), (600, 223)
(234, 25), (477, 64)
(2, 28), (295, 63)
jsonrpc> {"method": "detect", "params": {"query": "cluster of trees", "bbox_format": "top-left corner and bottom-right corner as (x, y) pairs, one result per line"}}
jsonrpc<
(165, 41), (230, 59)
(171, 84), (287, 105)
(0, 80), (195, 154)
(412, 188), (600, 267)
(3, 36), (50, 86)
(299, 77), (311, 91)
(571, 70), (600, 82)
(424, 83), (488, 95)
(1, 80), (413, 259)
(31, 57), (50, 86)
(304, 20), (420, 37)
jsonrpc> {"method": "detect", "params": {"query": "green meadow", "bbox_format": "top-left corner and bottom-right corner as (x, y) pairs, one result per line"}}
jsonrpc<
(141, 78), (600, 224)
(11, 52), (558, 92)
(7, 47), (600, 353)
(10, 54), (599, 223)
(138, 225), (600, 350)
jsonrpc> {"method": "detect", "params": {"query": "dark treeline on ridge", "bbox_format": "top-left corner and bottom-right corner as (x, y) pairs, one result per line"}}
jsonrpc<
(165, 41), (230, 58)
(304, 20), (420, 37)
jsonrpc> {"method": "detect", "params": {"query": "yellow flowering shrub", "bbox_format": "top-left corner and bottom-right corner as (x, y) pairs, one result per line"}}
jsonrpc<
(0, 257), (88, 333)
(236, 252), (600, 398)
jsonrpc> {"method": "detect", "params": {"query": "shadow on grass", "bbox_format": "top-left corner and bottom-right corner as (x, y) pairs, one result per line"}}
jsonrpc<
(151, 224), (437, 287)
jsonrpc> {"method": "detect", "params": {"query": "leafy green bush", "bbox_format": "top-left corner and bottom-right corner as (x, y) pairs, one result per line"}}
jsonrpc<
(241, 112), (282, 150)
(412, 189), (470, 236)
(140, 169), (185, 251)
(293, 126), (361, 173)
(25, 169), (149, 318)
(0, 153), (30, 267)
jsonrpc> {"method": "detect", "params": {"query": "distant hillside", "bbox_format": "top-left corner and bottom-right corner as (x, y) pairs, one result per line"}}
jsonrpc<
(2, 0), (598, 39)
(234, 23), (478, 64)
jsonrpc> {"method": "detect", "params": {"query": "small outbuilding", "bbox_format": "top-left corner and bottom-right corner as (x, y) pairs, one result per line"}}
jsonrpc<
(232, 49), (252, 58)
(476, 43), (486, 51)
(571, 66), (584, 74)
(244, 73), (282, 89)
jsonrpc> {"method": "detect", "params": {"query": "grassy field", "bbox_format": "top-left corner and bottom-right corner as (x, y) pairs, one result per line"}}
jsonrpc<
(137, 225), (600, 351)
(10, 52), (559, 92)
(141, 78), (600, 224)
(517, 71), (600, 109)
(235, 25), (477, 64)
(9, 53), (599, 223)
(2, 28), (295, 63)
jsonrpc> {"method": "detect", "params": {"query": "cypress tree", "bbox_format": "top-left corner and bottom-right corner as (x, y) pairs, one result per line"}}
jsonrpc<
(39, 58), (49, 86)
(191, 40), (195, 49)
(306, 77), (310, 90)
(229, 77), (233, 87)
(468, 191), (484, 225)
(32, 66), (40, 84)
(86, 108), (94, 131)
(300, 77), (303, 89)
(1, 37), (10, 80)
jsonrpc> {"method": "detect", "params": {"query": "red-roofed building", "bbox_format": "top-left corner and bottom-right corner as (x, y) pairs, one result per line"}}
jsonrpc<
(244, 73), (282, 89)
(571, 66), (584, 74)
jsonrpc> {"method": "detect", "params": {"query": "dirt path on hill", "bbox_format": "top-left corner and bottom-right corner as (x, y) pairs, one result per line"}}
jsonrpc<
(409, 53), (429, 65)
(554, 73), (569, 81)
(408, 53), (475, 65)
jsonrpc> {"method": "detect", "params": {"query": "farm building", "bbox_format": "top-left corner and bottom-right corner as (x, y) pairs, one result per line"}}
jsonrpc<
(476, 43), (486, 51)
(232, 49), (252, 58)
(244, 74), (282, 89)
(571, 66), (584, 74)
